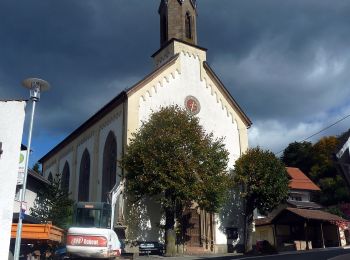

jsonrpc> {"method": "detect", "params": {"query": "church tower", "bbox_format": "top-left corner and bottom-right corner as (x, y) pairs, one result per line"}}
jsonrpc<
(159, 0), (198, 46)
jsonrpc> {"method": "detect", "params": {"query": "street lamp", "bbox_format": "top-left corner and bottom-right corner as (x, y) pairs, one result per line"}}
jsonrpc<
(13, 78), (50, 260)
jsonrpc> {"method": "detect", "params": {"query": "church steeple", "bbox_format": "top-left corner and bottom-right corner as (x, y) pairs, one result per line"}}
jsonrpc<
(159, 0), (198, 46)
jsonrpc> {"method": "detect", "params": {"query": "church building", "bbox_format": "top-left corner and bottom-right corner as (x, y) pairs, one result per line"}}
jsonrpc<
(39, 0), (252, 253)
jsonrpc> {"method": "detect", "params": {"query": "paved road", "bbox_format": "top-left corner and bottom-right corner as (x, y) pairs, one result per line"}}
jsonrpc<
(135, 248), (350, 260)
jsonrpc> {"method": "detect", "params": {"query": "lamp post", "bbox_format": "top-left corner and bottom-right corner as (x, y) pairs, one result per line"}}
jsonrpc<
(13, 78), (50, 260)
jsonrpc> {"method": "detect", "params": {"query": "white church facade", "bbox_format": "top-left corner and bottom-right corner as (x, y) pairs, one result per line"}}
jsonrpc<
(40, 0), (251, 253)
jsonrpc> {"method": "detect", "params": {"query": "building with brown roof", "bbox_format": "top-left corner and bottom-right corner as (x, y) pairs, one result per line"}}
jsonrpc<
(286, 167), (322, 210)
(254, 167), (350, 251)
(287, 167), (320, 191)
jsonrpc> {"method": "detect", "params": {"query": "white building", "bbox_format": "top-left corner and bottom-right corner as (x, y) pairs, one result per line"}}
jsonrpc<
(13, 167), (49, 220)
(0, 100), (26, 259)
(39, 0), (251, 253)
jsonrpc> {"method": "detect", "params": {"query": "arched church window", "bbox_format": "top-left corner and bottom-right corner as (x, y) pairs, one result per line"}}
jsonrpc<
(78, 149), (90, 201)
(160, 14), (168, 44)
(185, 12), (192, 39)
(102, 131), (117, 202)
(61, 161), (70, 193)
(48, 172), (53, 183)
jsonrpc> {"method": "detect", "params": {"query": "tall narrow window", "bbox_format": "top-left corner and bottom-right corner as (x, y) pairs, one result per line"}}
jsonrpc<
(78, 149), (90, 201)
(61, 161), (70, 193)
(48, 172), (53, 183)
(185, 12), (192, 39)
(102, 131), (117, 202)
(0, 142), (3, 158)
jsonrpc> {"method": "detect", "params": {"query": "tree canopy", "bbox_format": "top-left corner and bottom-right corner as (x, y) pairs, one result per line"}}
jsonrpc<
(281, 136), (350, 206)
(120, 106), (230, 255)
(234, 147), (289, 215)
(281, 141), (313, 174)
(234, 147), (289, 251)
(30, 173), (74, 229)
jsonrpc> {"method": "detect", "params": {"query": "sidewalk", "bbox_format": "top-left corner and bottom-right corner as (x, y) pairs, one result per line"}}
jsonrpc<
(134, 246), (350, 260)
(135, 253), (243, 260)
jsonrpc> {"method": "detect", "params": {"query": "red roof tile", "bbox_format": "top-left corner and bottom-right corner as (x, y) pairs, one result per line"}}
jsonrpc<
(286, 167), (320, 191)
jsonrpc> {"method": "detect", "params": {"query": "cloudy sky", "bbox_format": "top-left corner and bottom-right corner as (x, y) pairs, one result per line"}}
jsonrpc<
(1, 0), (350, 166)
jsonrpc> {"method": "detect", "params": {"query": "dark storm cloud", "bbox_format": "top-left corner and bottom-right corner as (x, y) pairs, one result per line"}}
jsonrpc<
(197, 0), (350, 151)
(199, 0), (350, 122)
(1, 0), (350, 155)
(0, 0), (159, 133)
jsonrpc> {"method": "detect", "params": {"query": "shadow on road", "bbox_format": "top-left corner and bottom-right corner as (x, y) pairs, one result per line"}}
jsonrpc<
(174, 248), (350, 260)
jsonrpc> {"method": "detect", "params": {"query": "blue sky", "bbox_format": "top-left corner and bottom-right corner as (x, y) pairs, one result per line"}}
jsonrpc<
(2, 0), (350, 168)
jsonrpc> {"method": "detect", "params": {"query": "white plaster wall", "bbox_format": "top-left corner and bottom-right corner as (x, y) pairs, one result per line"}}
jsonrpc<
(138, 53), (243, 246)
(289, 190), (311, 202)
(97, 116), (123, 201)
(76, 137), (94, 200)
(215, 188), (245, 246)
(139, 52), (240, 166)
(0, 101), (26, 258)
(13, 189), (36, 214)
(124, 197), (164, 242)
(58, 152), (73, 192)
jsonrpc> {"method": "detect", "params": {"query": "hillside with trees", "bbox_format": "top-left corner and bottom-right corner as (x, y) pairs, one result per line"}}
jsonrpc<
(281, 133), (350, 212)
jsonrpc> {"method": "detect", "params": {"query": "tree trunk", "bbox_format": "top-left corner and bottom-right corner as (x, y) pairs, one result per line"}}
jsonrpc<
(244, 200), (254, 253)
(165, 208), (176, 256)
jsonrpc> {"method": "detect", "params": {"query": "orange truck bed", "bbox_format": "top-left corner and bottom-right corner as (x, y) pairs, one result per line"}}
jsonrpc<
(11, 223), (64, 243)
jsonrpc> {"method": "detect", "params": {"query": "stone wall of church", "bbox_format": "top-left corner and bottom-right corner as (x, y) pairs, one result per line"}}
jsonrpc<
(126, 42), (249, 251)
(42, 104), (124, 203)
(161, 0), (197, 45)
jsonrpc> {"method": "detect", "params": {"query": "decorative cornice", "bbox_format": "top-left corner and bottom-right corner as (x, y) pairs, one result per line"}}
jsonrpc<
(77, 131), (94, 148)
(99, 110), (122, 131)
(58, 148), (73, 164)
(203, 62), (252, 128)
(127, 53), (180, 97)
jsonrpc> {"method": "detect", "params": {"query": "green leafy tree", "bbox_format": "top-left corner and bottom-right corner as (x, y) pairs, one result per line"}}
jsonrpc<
(281, 135), (350, 211)
(32, 162), (41, 174)
(30, 173), (74, 229)
(120, 106), (230, 256)
(234, 147), (289, 252)
(309, 136), (350, 205)
(281, 141), (313, 174)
